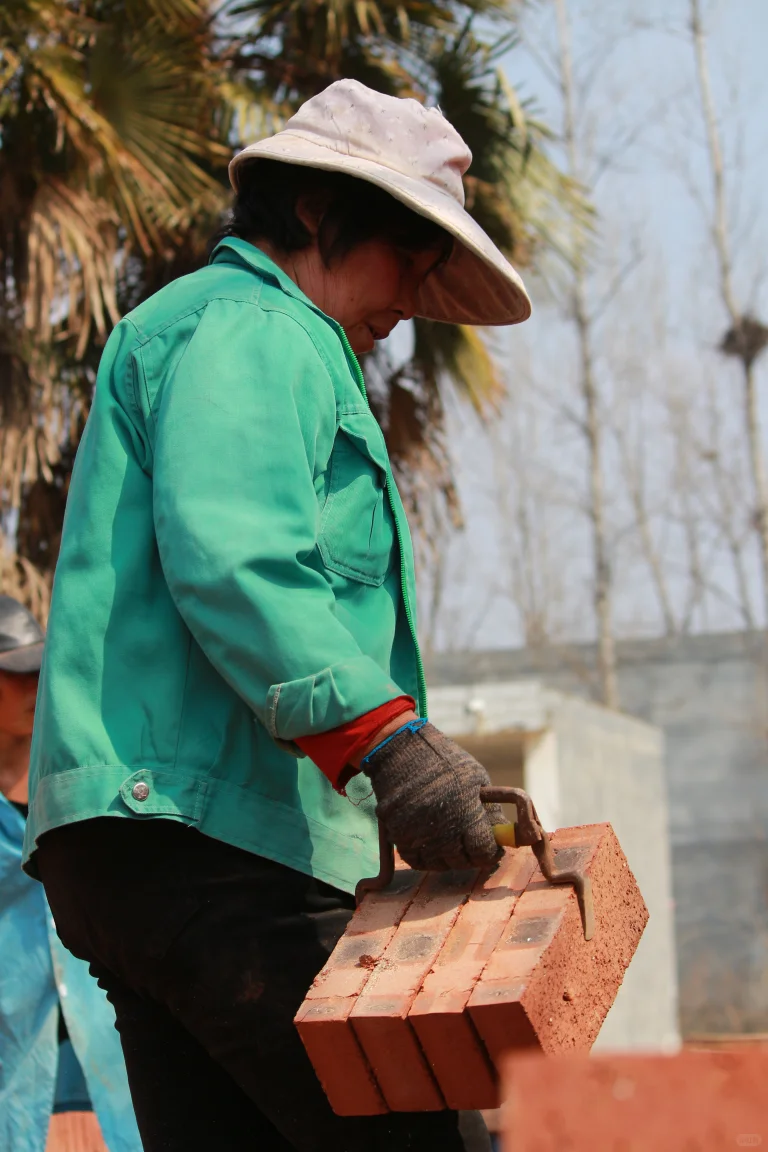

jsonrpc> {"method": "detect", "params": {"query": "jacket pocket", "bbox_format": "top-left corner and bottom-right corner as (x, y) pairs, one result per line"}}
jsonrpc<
(318, 412), (396, 587)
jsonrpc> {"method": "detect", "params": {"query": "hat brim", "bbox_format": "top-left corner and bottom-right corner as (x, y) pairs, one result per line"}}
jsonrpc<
(229, 134), (531, 327)
(0, 641), (44, 674)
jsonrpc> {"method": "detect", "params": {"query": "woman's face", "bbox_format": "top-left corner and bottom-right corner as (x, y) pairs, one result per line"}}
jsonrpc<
(264, 198), (445, 356)
(0, 671), (39, 738)
(314, 239), (442, 356)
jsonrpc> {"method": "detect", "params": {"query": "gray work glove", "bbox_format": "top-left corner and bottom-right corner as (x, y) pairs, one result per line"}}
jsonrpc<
(362, 721), (504, 871)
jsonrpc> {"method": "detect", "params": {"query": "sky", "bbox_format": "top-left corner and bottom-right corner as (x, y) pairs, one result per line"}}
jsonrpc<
(507, 0), (768, 316)
(420, 0), (768, 653)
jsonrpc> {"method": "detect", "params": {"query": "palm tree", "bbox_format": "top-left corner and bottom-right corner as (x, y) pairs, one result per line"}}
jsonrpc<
(0, 0), (230, 613)
(1, 0), (579, 614)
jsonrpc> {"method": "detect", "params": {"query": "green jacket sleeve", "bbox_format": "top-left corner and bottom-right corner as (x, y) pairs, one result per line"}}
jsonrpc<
(152, 299), (404, 743)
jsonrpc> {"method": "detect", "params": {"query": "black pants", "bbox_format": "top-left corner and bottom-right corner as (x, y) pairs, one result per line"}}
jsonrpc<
(37, 818), (490, 1152)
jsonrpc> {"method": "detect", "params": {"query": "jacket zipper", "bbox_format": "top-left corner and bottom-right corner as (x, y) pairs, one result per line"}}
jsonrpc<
(337, 329), (428, 718)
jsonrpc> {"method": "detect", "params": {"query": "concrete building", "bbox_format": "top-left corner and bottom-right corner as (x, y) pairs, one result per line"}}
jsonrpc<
(426, 631), (768, 1036)
(430, 679), (680, 1052)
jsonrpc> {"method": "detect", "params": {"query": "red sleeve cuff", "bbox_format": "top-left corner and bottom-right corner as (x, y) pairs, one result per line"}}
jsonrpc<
(295, 695), (416, 793)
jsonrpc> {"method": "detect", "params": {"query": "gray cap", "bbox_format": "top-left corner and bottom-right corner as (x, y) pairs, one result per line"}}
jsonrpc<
(0, 595), (44, 674)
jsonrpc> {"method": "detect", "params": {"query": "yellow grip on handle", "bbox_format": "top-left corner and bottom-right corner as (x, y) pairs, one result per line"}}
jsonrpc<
(492, 822), (517, 848)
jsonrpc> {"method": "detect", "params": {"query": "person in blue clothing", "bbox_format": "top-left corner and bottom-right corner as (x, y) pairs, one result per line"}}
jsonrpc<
(0, 595), (141, 1152)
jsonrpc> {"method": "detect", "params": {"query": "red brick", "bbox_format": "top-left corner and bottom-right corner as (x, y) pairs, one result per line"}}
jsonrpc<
(349, 868), (479, 1112)
(468, 824), (648, 1062)
(45, 1111), (107, 1152)
(501, 1050), (768, 1150)
(294, 867), (424, 1116)
(684, 1035), (768, 1052)
(408, 847), (539, 1110)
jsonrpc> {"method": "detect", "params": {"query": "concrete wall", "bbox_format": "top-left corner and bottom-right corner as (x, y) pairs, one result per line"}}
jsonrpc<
(428, 680), (680, 1053)
(545, 694), (678, 1052)
(426, 632), (768, 1035)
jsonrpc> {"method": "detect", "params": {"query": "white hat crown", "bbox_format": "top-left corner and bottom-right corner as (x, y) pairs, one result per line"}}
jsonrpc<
(282, 80), (471, 207)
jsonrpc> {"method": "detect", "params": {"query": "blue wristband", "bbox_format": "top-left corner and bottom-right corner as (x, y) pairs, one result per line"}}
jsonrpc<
(360, 717), (428, 767)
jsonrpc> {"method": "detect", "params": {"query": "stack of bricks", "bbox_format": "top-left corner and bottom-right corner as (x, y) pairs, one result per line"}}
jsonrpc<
(500, 1049), (768, 1149)
(295, 822), (648, 1114)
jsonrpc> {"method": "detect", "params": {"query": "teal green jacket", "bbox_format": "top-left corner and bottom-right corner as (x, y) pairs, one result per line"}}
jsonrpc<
(24, 239), (426, 894)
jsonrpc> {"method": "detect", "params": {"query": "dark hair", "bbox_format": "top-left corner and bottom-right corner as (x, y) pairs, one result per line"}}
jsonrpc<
(218, 158), (453, 267)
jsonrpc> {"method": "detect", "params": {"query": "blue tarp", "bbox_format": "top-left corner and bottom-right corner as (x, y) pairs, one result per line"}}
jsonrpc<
(0, 796), (141, 1151)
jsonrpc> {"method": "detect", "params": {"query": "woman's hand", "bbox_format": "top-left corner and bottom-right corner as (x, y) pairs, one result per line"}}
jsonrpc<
(360, 721), (504, 871)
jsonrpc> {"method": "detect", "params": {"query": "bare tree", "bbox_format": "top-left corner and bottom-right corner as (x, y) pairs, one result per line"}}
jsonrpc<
(664, 387), (711, 633)
(663, 378), (757, 633)
(699, 375), (757, 629)
(553, 0), (619, 706)
(689, 0), (768, 625)
(613, 413), (678, 636)
(427, 0), (767, 658)
(488, 384), (567, 647)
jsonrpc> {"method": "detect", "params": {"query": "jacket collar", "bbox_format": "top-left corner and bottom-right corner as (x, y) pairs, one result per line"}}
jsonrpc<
(210, 237), (333, 324)
(209, 238), (363, 383)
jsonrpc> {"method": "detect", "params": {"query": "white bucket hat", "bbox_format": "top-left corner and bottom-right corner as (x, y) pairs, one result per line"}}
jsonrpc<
(229, 80), (531, 327)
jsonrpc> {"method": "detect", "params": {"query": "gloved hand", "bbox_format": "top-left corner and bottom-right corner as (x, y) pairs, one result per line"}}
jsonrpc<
(361, 720), (504, 871)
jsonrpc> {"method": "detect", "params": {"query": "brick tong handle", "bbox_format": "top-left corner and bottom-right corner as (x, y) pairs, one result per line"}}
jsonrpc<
(481, 787), (595, 941)
(355, 785), (595, 942)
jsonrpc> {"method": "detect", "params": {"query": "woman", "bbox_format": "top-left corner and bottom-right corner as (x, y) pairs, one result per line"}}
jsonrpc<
(25, 81), (531, 1151)
(0, 597), (140, 1152)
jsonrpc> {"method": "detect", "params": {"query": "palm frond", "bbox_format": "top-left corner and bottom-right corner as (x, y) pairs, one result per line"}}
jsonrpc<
(25, 180), (120, 356)
(1, 0), (232, 604)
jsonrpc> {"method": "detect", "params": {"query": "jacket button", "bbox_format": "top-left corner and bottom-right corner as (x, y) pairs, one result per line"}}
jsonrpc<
(132, 782), (150, 802)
